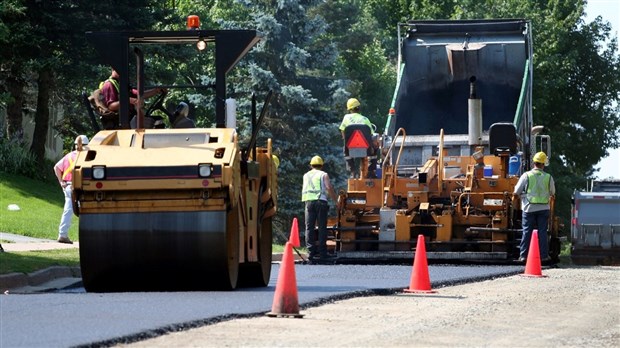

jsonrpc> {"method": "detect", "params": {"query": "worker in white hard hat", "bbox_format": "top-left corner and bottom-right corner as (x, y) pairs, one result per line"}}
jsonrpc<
(339, 98), (378, 178)
(52, 135), (90, 244)
(513, 151), (556, 262)
(301, 155), (338, 264)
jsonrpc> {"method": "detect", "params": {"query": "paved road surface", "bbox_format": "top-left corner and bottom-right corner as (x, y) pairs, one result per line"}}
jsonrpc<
(0, 264), (521, 347)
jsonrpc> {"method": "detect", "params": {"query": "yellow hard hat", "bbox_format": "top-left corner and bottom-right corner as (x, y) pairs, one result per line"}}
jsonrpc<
(310, 155), (324, 166)
(347, 98), (360, 110)
(533, 151), (547, 164)
(272, 155), (280, 168)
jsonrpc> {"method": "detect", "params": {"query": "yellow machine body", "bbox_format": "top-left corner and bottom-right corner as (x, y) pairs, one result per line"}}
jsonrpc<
(73, 128), (277, 291)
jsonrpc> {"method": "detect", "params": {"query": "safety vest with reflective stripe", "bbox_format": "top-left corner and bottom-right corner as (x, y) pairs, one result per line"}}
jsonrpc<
(526, 170), (551, 204)
(61, 153), (77, 181)
(339, 113), (373, 132)
(99, 78), (119, 92)
(302, 169), (326, 202)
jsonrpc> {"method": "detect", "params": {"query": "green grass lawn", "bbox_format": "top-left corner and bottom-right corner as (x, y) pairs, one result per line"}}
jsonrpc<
(0, 249), (80, 274)
(1, 172), (80, 275)
(0, 172), (79, 241)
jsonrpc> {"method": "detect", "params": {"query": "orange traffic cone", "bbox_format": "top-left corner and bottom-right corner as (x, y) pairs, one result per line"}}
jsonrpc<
(266, 242), (304, 318)
(404, 234), (435, 293)
(289, 217), (301, 248)
(523, 229), (546, 277)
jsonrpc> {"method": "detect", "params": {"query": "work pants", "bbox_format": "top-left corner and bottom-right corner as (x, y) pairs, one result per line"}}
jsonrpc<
(58, 184), (73, 238)
(345, 157), (377, 179)
(520, 209), (550, 259)
(304, 200), (329, 258)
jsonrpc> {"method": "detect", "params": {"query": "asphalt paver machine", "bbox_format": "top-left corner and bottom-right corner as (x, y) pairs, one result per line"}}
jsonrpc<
(331, 20), (561, 263)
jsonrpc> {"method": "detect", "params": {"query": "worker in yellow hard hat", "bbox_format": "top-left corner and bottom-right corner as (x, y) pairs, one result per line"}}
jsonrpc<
(301, 155), (338, 264)
(513, 151), (556, 262)
(339, 98), (378, 178)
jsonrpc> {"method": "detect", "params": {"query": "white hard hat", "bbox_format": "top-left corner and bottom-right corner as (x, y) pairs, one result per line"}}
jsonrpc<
(75, 135), (89, 145)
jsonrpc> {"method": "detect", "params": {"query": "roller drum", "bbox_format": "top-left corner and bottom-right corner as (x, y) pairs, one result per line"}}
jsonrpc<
(79, 210), (238, 292)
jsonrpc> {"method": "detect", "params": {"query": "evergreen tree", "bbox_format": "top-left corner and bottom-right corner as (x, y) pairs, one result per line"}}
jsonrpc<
(208, 0), (349, 235)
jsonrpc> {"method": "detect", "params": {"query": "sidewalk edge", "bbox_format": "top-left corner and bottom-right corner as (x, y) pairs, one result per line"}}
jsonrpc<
(1, 266), (81, 293)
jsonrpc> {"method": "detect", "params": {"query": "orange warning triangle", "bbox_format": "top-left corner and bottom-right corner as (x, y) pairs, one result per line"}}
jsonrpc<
(346, 130), (370, 148)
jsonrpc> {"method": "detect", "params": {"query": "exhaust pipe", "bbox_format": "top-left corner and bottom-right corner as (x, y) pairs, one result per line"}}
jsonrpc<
(468, 76), (482, 145)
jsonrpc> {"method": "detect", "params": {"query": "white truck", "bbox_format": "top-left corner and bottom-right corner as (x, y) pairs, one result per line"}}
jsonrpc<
(571, 180), (620, 265)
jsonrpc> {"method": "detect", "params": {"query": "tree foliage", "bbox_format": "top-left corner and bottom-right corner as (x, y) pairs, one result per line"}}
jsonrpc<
(0, 0), (29, 139)
(0, 1), (170, 153)
(314, 0), (396, 122)
(532, 2), (620, 219)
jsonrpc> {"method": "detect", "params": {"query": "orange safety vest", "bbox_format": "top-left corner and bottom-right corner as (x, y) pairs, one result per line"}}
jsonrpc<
(61, 153), (76, 181)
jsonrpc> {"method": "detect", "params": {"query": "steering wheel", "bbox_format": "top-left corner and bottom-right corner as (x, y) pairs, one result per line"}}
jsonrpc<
(145, 89), (171, 118)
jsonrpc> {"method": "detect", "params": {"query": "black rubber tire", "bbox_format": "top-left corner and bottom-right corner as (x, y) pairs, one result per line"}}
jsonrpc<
(223, 204), (240, 290)
(238, 217), (272, 287)
(238, 182), (273, 287)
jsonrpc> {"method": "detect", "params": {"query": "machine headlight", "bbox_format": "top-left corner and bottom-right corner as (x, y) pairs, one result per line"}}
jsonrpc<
(198, 164), (212, 177)
(92, 166), (106, 180)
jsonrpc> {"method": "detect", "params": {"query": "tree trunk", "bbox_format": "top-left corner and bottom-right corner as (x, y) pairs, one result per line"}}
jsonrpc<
(30, 67), (52, 162)
(5, 66), (25, 140)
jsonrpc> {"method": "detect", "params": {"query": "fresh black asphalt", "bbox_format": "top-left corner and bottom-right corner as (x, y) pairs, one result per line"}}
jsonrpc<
(0, 264), (522, 347)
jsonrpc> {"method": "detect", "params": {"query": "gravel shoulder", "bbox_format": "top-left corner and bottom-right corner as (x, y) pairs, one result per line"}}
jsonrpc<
(121, 266), (620, 347)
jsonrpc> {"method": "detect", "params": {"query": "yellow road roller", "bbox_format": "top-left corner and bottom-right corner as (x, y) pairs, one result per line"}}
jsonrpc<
(73, 23), (276, 291)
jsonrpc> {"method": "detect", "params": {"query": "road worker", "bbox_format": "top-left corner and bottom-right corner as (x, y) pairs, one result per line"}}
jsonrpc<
(99, 68), (166, 128)
(339, 98), (378, 178)
(53, 135), (89, 244)
(301, 155), (338, 263)
(513, 151), (556, 262)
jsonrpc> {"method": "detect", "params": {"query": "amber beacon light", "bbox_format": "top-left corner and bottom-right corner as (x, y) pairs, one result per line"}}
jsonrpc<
(187, 15), (200, 30)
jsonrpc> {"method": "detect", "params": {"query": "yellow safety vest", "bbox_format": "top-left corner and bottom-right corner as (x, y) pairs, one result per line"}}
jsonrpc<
(302, 169), (325, 202)
(526, 170), (551, 204)
(339, 113), (373, 132)
(99, 78), (119, 92)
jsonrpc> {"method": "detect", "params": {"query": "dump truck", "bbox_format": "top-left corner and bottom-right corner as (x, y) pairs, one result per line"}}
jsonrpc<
(571, 180), (620, 265)
(331, 19), (561, 262)
(72, 19), (276, 291)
